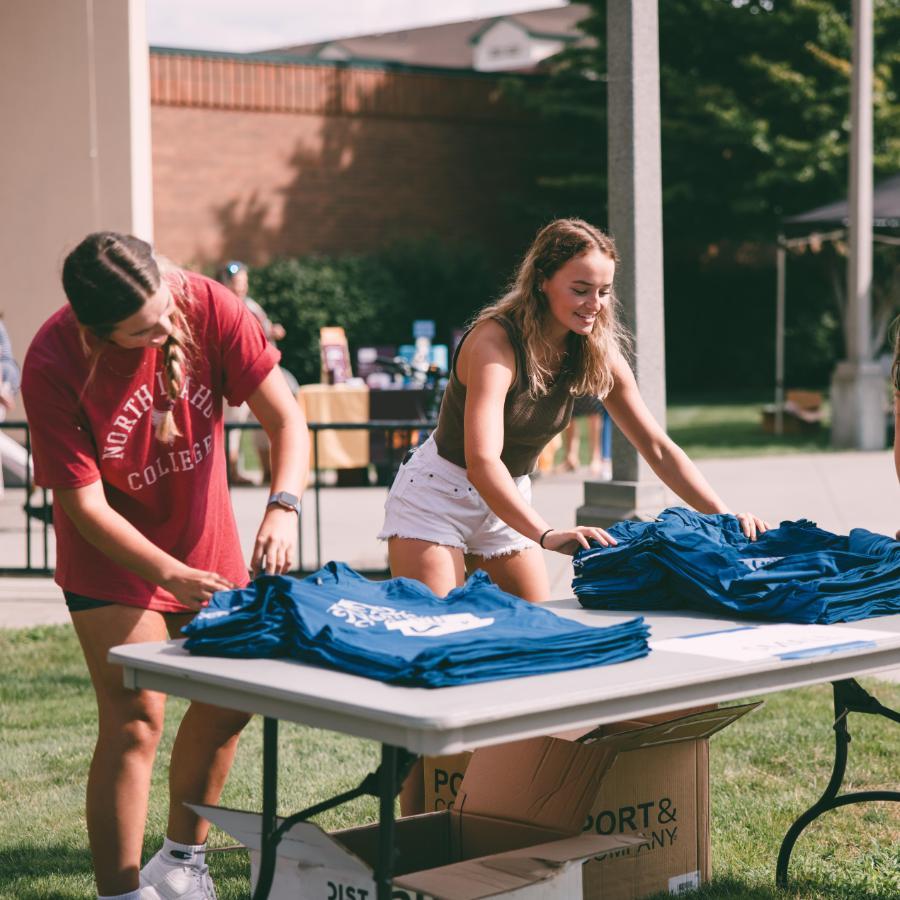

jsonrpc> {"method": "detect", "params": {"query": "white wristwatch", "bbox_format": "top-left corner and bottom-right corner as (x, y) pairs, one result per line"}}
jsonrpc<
(267, 491), (301, 514)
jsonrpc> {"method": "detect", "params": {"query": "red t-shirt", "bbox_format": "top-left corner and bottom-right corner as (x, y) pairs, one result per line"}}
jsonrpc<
(22, 272), (280, 612)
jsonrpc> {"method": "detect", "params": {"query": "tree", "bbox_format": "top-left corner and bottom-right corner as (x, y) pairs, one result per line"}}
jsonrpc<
(250, 239), (499, 386)
(509, 0), (900, 389)
(517, 0), (900, 244)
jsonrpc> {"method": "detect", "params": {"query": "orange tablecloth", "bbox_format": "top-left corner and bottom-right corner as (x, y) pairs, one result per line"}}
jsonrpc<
(297, 384), (369, 469)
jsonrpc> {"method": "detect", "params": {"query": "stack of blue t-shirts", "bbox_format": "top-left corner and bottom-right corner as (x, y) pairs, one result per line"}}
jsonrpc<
(573, 507), (900, 624)
(183, 561), (650, 687)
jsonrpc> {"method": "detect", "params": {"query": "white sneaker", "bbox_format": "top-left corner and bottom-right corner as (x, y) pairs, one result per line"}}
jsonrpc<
(140, 849), (218, 900)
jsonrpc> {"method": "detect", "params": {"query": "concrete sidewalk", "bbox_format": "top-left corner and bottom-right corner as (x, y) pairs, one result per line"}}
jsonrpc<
(2, 450), (898, 679)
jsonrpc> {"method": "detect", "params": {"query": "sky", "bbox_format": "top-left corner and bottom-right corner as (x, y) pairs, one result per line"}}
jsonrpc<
(146, 0), (568, 52)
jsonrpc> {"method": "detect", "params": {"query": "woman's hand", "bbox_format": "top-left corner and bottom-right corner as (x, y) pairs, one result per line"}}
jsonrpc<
(541, 526), (617, 556)
(161, 565), (237, 610)
(735, 511), (772, 541)
(251, 507), (298, 577)
(0, 381), (15, 412)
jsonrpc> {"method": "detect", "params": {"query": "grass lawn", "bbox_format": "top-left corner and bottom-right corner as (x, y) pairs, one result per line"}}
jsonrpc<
(554, 393), (836, 470)
(666, 394), (832, 459)
(1, 625), (898, 899)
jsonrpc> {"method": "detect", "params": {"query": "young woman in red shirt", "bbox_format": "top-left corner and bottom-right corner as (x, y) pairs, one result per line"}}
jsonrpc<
(22, 232), (309, 900)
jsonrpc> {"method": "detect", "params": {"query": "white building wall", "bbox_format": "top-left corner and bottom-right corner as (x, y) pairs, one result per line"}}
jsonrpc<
(0, 0), (152, 414)
(317, 43), (352, 61)
(474, 21), (531, 71)
(526, 35), (566, 67)
(474, 20), (565, 71)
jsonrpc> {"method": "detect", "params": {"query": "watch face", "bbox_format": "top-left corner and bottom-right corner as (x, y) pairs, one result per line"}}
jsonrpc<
(269, 491), (300, 511)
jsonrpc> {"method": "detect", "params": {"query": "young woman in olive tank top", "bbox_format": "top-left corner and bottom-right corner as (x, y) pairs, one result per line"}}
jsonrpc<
(378, 218), (769, 602)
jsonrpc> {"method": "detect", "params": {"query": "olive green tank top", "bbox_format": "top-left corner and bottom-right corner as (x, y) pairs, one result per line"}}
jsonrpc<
(433, 316), (574, 477)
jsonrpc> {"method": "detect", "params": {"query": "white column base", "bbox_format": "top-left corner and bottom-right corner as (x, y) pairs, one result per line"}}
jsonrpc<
(829, 361), (887, 450)
(576, 479), (668, 529)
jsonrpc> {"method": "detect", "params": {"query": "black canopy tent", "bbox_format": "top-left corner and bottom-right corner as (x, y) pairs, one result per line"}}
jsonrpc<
(783, 174), (900, 230)
(773, 175), (900, 433)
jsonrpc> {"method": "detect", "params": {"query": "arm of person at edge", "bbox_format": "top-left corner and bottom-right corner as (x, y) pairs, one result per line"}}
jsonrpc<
(894, 394), (899, 540)
(602, 351), (770, 541)
(462, 321), (614, 556)
(246, 366), (309, 577)
(53, 370), (308, 610)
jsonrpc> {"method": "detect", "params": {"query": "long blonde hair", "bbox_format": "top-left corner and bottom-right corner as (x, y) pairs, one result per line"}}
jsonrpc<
(472, 218), (631, 399)
(62, 232), (194, 443)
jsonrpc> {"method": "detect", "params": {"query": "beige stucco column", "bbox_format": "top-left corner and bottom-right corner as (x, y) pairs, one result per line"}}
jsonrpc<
(0, 0), (152, 410)
(577, 0), (668, 527)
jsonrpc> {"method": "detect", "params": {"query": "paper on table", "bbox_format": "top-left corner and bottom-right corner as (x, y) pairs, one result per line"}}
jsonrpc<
(649, 624), (897, 662)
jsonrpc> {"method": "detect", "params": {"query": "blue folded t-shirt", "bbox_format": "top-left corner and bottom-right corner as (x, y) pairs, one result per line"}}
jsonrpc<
(573, 507), (900, 624)
(184, 562), (650, 687)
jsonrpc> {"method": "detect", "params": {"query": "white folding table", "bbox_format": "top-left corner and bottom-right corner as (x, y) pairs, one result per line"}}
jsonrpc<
(109, 602), (900, 900)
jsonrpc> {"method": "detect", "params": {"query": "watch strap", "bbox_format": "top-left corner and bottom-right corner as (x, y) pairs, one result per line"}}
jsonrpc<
(267, 491), (301, 514)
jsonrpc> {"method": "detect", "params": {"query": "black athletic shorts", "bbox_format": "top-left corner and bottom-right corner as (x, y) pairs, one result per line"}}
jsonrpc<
(64, 591), (116, 613)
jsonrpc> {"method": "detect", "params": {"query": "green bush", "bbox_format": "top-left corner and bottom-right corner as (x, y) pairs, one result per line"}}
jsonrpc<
(248, 238), (501, 385)
(665, 249), (843, 393)
(249, 256), (401, 386)
(376, 235), (501, 346)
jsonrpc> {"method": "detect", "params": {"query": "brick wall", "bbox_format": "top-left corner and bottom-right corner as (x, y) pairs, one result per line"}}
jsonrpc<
(150, 51), (546, 268)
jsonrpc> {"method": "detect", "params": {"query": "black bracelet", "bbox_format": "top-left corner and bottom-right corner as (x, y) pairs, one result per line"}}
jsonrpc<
(539, 528), (554, 548)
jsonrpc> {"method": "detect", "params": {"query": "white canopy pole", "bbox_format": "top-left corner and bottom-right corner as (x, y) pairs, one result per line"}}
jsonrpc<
(830, 0), (884, 449)
(775, 239), (786, 436)
(847, 0), (873, 364)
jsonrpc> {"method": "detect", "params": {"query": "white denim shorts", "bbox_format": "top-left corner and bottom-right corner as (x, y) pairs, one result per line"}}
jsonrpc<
(377, 435), (536, 559)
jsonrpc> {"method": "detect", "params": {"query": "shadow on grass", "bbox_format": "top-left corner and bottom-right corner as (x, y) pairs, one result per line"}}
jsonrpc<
(679, 880), (781, 899)
(648, 875), (899, 900)
(1, 844), (895, 900)
(0, 843), (254, 900)
(667, 422), (830, 454)
(0, 844), (95, 899)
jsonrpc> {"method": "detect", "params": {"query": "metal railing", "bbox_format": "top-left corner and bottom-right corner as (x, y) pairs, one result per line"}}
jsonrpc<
(1, 419), (435, 576)
(228, 419), (435, 575)
(0, 420), (52, 575)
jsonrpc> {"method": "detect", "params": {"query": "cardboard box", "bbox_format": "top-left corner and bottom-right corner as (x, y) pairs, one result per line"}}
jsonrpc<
(194, 735), (645, 899)
(415, 704), (760, 899)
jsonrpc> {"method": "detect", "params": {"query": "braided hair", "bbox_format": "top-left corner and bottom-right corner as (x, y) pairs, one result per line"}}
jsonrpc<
(153, 265), (192, 443)
(61, 232), (194, 443)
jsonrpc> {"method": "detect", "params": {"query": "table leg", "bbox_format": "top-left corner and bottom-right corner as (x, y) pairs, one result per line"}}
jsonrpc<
(251, 717), (279, 900)
(248, 735), (415, 900)
(313, 429), (322, 569)
(775, 679), (900, 888)
(375, 744), (400, 900)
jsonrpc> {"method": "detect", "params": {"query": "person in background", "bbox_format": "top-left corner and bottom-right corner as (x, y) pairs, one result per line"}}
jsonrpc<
(218, 260), (286, 345)
(0, 314), (22, 497)
(22, 232), (308, 900)
(217, 261), (297, 484)
(559, 395), (612, 480)
(0, 314), (19, 419)
(379, 218), (770, 603)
